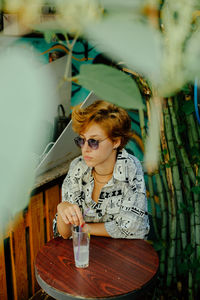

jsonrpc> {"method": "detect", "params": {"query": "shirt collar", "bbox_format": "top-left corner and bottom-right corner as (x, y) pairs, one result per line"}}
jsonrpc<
(79, 148), (135, 183)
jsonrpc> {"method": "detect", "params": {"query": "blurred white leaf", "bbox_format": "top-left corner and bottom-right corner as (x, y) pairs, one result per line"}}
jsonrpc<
(144, 96), (162, 173)
(33, 20), (68, 34)
(79, 64), (145, 109)
(56, 0), (102, 34)
(0, 44), (54, 232)
(184, 29), (200, 81)
(4, 0), (23, 12)
(84, 15), (163, 84)
(99, 0), (144, 11)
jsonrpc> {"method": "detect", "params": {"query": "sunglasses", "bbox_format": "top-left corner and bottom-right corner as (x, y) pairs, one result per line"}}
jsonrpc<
(74, 136), (108, 150)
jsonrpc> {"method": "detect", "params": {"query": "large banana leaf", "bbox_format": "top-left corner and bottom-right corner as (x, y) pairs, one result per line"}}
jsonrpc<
(79, 63), (145, 109)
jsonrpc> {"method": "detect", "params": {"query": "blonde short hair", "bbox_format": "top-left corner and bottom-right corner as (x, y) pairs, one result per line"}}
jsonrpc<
(72, 100), (132, 150)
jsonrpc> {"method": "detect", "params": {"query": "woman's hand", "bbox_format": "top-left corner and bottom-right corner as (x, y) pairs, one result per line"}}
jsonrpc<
(57, 202), (85, 227)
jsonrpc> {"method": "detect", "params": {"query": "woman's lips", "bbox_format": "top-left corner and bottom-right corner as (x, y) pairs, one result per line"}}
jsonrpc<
(84, 156), (92, 161)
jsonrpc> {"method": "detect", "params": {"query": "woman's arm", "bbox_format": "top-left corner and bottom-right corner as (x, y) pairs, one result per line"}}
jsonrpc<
(104, 158), (149, 239)
(82, 222), (111, 237)
(54, 156), (86, 239)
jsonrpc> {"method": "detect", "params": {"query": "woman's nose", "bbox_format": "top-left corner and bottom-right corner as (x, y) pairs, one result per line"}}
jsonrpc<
(82, 141), (91, 152)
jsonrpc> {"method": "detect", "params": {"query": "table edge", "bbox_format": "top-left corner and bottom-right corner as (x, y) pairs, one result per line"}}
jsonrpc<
(35, 263), (159, 300)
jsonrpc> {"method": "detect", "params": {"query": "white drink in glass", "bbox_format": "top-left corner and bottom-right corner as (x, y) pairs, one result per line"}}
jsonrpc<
(73, 244), (89, 268)
(72, 226), (90, 268)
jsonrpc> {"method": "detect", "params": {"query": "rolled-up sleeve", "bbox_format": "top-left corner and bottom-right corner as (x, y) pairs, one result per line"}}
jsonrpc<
(62, 157), (82, 204)
(105, 159), (149, 239)
(53, 213), (59, 237)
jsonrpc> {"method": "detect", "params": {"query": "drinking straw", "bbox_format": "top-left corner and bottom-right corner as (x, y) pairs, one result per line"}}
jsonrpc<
(76, 208), (90, 261)
(81, 207), (90, 229)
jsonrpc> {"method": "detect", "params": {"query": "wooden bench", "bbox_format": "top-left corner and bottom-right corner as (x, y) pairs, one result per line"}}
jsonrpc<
(0, 182), (62, 300)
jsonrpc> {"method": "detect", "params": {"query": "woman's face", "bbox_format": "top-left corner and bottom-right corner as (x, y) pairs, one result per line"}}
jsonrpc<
(80, 123), (120, 169)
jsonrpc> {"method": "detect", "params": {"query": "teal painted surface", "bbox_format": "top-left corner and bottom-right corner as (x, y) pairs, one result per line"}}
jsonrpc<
(18, 37), (148, 163)
(19, 37), (99, 106)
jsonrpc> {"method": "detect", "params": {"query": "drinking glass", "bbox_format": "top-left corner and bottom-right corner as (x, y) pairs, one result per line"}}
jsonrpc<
(72, 226), (90, 268)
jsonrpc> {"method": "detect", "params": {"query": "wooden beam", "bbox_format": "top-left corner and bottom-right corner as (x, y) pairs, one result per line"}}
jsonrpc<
(10, 213), (28, 300)
(0, 235), (7, 300)
(28, 193), (45, 294)
(45, 185), (61, 241)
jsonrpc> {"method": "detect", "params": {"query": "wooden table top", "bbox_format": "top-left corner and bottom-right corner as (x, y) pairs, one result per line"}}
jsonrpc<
(35, 236), (159, 300)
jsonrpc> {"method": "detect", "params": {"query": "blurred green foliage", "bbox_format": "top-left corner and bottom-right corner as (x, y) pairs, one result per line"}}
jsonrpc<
(0, 44), (54, 231)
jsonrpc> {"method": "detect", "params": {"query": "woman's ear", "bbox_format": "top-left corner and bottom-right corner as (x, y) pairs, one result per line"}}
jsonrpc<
(113, 138), (121, 150)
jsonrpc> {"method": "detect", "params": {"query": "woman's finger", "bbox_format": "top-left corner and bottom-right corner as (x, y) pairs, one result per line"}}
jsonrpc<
(60, 211), (70, 224)
(68, 205), (84, 226)
(74, 206), (85, 226)
(71, 212), (79, 226)
(67, 206), (79, 226)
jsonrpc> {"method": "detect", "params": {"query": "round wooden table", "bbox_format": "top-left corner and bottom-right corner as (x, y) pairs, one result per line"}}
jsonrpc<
(35, 236), (159, 300)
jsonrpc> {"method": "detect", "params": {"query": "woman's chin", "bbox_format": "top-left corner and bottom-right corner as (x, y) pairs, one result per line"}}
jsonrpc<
(84, 160), (94, 167)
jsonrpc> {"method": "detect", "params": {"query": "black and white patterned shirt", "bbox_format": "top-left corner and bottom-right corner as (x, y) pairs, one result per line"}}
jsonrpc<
(53, 149), (149, 239)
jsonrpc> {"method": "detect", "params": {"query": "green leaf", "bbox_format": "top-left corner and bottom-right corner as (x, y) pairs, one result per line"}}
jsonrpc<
(184, 244), (194, 256)
(178, 124), (186, 133)
(162, 149), (168, 155)
(84, 15), (163, 84)
(181, 84), (191, 94)
(179, 262), (189, 274)
(168, 158), (176, 165)
(187, 206), (194, 214)
(181, 100), (195, 115)
(190, 146), (199, 157)
(191, 186), (200, 194)
(79, 64), (145, 109)
(152, 240), (165, 251)
(195, 269), (200, 282)
(197, 246), (200, 260)
(190, 259), (200, 272)
(43, 31), (56, 44)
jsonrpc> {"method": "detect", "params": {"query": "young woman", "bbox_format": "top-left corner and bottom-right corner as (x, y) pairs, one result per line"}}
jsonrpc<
(53, 100), (149, 239)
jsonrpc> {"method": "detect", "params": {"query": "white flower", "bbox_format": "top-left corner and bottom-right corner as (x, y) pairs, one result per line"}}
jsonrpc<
(5, 0), (42, 28)
(56, 0), (102, 34)
(5, 0), (24, 13)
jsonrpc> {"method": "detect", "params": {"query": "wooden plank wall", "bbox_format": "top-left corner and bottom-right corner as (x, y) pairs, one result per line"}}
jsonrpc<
(0, 184), (61, 300)
(0, 236), (7, 300)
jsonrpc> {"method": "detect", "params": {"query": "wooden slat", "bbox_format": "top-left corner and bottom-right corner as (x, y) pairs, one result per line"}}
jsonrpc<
(10, 213), (28, 300)
(45, 185), (60, 241)
(0, 236), (8, 300)
(28, 193), (45, 294)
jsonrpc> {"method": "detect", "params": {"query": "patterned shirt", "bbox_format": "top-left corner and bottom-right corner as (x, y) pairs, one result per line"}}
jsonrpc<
(53, 149), (149, 239)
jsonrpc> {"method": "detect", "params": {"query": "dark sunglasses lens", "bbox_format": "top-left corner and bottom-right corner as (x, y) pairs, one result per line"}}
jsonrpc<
(88, 139), (99, 150)
(74, 137), (85, 148)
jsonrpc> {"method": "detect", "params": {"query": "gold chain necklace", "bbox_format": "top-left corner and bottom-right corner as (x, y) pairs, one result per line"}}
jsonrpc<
(93, 168), (113, 176)
(93, 172), (110, 184)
